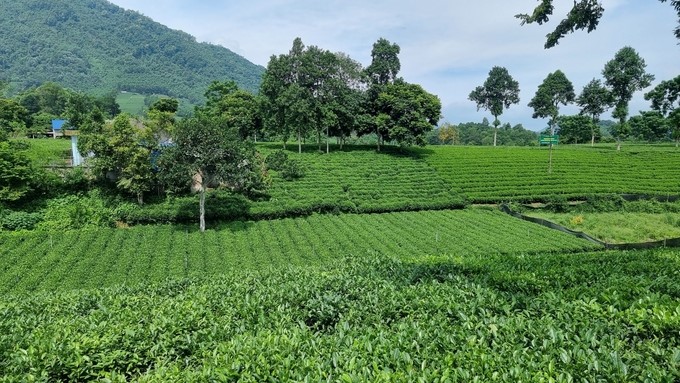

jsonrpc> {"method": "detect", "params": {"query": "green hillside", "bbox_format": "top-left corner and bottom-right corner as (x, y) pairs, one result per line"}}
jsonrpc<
(0, 0), (263, 102)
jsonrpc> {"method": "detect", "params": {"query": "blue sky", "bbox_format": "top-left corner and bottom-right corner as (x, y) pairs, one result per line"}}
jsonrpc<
(108, 0), (679, 131)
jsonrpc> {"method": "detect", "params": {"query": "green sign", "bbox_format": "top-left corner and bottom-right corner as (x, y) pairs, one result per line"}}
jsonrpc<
(539, 134), (559, 145)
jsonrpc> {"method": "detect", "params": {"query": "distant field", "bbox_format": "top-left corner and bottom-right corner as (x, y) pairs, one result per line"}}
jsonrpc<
(115, 91), (146, 115)
(421, 145), (680, 202)
(0, 209), (599, 295)
(251, 144), (465, 217)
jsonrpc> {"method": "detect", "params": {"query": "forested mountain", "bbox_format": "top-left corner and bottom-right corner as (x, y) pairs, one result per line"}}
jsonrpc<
(0, 0), (264, 102)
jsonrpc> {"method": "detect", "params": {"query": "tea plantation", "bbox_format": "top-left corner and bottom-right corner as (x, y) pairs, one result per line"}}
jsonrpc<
(422, 145), (680, 202)
(2, 143), (680, 381)
(0, 209), (598, 294)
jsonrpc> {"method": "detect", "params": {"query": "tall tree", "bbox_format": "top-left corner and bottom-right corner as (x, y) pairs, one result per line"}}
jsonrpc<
(528, 70), (575, 135)
(577, 78), (613, 146)
(517, 0), (680, 48)
(365, 38), (401, 151)
(261, 54), (292, 149)
(260, 38), (315, 153)
(374, 80), (441, 147)
(602, 46), (655, 150)
(646, 75), (680, 146)
(468, 66), (520, 147)
(169, 113), (264, 231)
(78, 113), (154, 204)
(201, 81), (262, 142)
(326, 53), (365, 150)
(145, 98), (179, 144)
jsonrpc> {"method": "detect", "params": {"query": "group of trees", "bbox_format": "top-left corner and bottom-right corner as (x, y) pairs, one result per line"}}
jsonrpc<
(75, 92), (268, 231)
(0, 82), (120, 139)
(427, 120), (538, 146)
(469, 45), (678, 148)
(261, 38), (441, 152)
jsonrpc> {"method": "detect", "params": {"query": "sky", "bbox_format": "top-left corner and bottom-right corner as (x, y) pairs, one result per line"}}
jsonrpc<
(107, 0), (679, 131)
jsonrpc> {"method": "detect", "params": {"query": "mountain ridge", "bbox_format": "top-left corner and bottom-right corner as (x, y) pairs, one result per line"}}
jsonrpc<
(0, 0), (264, 103)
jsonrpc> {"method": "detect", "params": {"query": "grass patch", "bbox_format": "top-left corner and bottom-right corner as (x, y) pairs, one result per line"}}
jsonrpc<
(115, 91), (146, 116)
(12, 138), (71, 166)
(527, 211), (680, 243)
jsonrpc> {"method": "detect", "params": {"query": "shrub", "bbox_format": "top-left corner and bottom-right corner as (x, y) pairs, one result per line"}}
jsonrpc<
(0, 210), (42, 231)
(281, 159), (304, 181)
(545, 195), (569, 213)
(265, 150), (289, 171)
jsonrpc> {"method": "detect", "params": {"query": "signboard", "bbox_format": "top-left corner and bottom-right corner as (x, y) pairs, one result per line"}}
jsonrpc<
(539, 134), (559, 145)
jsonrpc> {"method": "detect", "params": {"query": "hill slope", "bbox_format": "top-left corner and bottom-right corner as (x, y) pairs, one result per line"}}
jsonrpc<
(0, 0), (264, 101)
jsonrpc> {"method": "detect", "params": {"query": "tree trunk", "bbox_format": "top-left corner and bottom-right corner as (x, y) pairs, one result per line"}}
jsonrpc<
(199, 185), (206, 232)
(137, 192), (143, 205)
(591, 134), (595, 147)
(317, 129), (321, 152)
(298, 129), (302, 154)
(376, 133), (381, 152)
(493, 116), (499, 147)
(326, 125), (329, 154)
(616, 140), (622, 151)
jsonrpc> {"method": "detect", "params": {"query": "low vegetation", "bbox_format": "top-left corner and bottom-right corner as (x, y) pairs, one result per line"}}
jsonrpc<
(528, 211), (680, 243)
(0, 209), (599, 295)
(1, 248), (677, 381)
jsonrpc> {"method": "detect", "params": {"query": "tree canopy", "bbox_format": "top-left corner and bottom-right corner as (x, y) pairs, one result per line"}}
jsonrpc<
(528, 70), (575, 134)
(576, 78), (613, 145)
(166, 113), (266, 231)
(602, 47), (655, 149)
(468, 66), (520, 147)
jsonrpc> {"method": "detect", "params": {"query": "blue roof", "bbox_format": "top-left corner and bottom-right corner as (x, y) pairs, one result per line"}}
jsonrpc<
(52, 119), (67, 130)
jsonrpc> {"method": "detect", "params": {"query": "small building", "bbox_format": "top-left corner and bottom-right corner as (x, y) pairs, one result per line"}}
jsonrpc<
(52, 119), (84, 166)
(51, 119), (67, 138)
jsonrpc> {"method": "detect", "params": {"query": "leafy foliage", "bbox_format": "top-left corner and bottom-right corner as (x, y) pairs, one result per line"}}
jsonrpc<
(0, 141), (40, 203)
(0, 246), (678, 380)
(556, 114), (599, 144)
(167, 113), (267, 230)
(517, 0), (680, 47)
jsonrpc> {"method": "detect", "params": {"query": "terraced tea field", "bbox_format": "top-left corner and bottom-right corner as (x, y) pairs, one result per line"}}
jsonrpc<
(421, 145), (680, 202)
(0, 209), (598, 295)
(251, 146), (464, 217)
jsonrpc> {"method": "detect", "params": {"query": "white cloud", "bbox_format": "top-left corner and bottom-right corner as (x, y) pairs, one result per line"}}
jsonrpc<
(108, 0), (679, 130)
